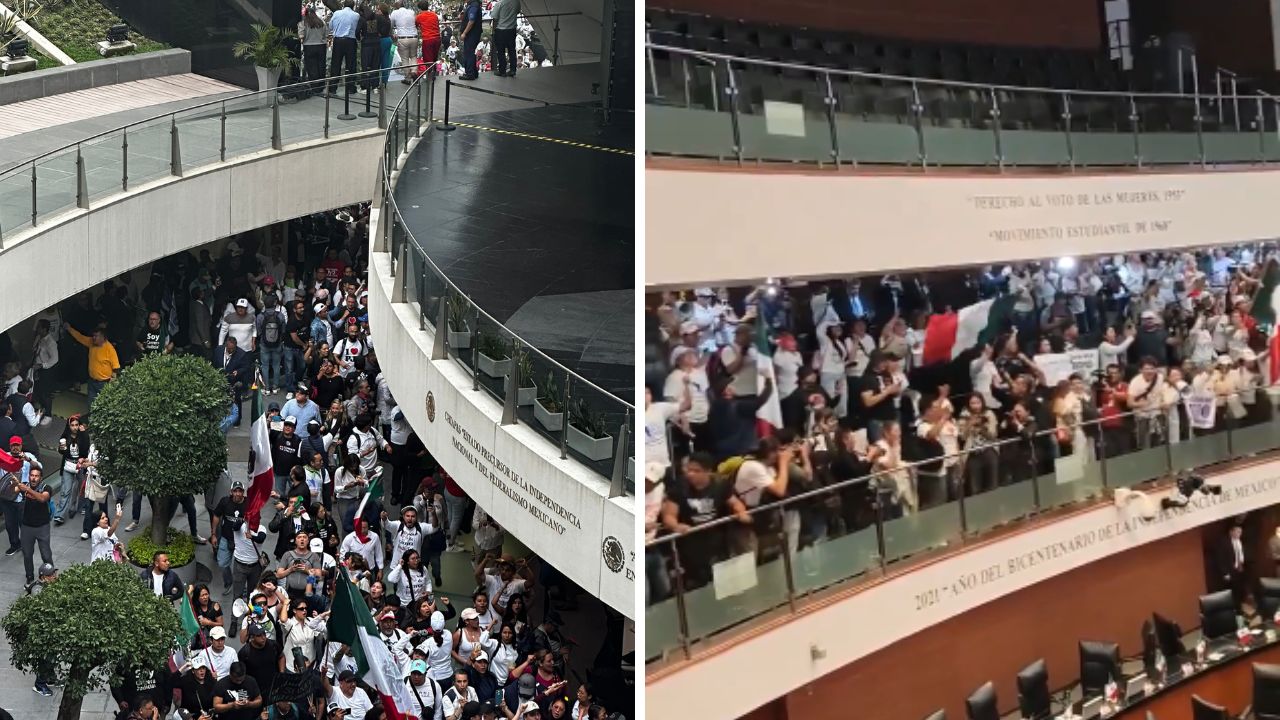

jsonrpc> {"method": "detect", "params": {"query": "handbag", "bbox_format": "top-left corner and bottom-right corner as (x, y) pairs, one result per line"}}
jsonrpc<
(0, 472), (17, 502)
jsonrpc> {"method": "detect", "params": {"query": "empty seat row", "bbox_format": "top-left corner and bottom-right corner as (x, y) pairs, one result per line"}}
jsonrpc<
(646, 8), (1123, 91)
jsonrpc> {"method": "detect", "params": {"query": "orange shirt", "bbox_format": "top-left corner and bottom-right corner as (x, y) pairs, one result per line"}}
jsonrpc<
(415, 10), (439, 43)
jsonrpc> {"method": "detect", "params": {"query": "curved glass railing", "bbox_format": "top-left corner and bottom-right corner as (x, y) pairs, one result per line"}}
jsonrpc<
(0, 64), (419, 240)
(378, 71), (635, 496)
(646, 40), (1280, 168)
(645, 389), (1280, 670)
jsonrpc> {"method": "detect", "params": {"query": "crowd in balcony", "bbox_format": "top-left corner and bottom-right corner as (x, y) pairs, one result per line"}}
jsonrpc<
(644, 245), (1280, 602)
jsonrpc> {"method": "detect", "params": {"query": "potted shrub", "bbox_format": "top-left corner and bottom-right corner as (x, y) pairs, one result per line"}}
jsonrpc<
(533, 371), (564, 432)
(476, 331), (513, 379)
(516, 353), (536, 406)
(567, 398), (614, 462)
(233, 23), (291, 92)
(125, 528), (198, 586)
(446, 291), (471, 350)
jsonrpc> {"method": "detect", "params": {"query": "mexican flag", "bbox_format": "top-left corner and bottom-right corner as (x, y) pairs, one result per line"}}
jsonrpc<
(753, 320), (784, 430)
(245, 387), (275, 528)
(353, 470), (384, 522)
(1253, 259), (1280, 384)
(328, 574), (418, 719)
(921, 296), (1016, 365)
(170, 588), (202, 670)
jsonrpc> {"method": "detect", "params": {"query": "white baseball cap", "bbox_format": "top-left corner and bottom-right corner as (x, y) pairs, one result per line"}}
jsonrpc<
(235, 298), (250, 308)
(209, 626), (227, 640)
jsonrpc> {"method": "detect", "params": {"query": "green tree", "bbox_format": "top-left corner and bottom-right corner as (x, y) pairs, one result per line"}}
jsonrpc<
(2, 560), (181, 720)
(91, 353), (229, 545)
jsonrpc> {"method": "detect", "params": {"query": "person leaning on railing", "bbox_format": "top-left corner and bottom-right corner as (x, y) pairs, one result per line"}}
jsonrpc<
(657, 452), (745, 591)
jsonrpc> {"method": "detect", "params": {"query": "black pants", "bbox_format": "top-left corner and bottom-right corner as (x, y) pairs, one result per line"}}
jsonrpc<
(303, 43), (327, 89)
(329, 37), (358, 94)
(462, 34), (480, 77)
(492, 28), (517, 75)
(178, 494), (199, 536)
(1, 499), (20, 550)
(361, 42), (381, 88)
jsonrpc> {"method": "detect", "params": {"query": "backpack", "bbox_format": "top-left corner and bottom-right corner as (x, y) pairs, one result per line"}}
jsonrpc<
(262, 310), (284, 347)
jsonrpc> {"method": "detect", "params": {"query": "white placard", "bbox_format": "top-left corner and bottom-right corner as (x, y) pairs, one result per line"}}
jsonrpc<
(1034, 353), (1074, 385)
(1068, 348), (1101, 378)
(713, 552), (760, 600)
(764, 101), (806, 138)
(1186, 393), (1217, 429)
(1055, 449), (1086, 484)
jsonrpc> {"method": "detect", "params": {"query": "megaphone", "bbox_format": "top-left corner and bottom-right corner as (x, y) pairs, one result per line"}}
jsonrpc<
(232, 598), (250, 619)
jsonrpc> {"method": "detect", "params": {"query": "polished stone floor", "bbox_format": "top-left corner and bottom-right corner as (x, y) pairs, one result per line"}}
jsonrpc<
(392, 83), (633, 398)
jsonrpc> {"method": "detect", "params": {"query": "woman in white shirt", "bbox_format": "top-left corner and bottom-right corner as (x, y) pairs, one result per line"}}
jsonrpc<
(1098, 325), (1136, 371)
(281, 601), (328, 671)
(970, 344), (1001, 410)
(489, 624), (521, 684)
(89, 506), (124, 562)
(771, 333), (804, 398)
(333, 455), (367, 532)
(386, 549), (434, 606)
(339, 518), (385, 572)
(662, 348), (711, 450)
(814, 320), (853, 417)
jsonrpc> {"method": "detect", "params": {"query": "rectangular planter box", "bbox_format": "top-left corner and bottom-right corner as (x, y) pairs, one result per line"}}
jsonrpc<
(477, 352), (512, 379)
(568, 423), (613, 462)
(447, 326), (471, 350)
(518, 386), (537, 406)
(534, 398), (563, 432)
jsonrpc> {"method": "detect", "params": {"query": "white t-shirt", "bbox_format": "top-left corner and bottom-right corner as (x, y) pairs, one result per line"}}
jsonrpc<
(662, 369), (710, 424)
(330, 686), (374, 719)
(206, 645), (236, 680)
(441, 685), (478, 718)
(644, 402), (678, 468)
(772, 350), (803, 397)
(151, 571), (165, 596)
(482, 570), (527, 610)
(90, 527), (118, 562)
(718, 345), (757, 397)
(404, 677), (443, 720)
(733, 459), (776, 509)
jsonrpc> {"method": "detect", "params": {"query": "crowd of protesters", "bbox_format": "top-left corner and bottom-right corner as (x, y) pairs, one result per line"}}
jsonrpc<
(644, 245), (1280, 602)
(0, 204), (628, 720)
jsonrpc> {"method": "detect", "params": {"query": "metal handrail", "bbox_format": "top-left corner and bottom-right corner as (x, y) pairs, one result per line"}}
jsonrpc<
(0, 63), (419, 178)
(376, 67), (635, 488)
(646, 39), (1280, 103)
(645, 387), (1275, 546)
(646, 386), (1280, 662)
(376, 70), (626, 403)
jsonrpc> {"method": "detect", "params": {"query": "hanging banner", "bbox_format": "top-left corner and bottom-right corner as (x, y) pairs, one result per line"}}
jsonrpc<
(1186, 393), (1217, 429)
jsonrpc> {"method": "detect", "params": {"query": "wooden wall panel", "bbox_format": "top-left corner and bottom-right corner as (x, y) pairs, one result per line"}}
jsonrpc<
(779, 528), (1206, 720)
(653, 0), (1102, 50)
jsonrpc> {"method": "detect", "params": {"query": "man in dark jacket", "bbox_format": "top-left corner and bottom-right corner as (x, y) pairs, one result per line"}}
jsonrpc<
(140, 551), (184, 603)
(707, 376), (773, 461)
(215, 337), (252, 426)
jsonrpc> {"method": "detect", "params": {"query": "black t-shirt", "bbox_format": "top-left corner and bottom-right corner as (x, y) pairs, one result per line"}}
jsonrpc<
(214, 675), (262, 720)
(237, 640), (281, 699)
(857, 373), (898, 422)
(21, 479), (51, 527)
(285, 317), (309, 350)
(214, 497), (248, 540)
(271, 431), (302, 475)
(136, 326), (168, 354)
(666, 479), (731, 527)
(312, 375), (345, 409)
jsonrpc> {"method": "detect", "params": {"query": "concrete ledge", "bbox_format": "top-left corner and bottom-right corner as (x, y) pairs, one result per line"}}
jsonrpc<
(0, 48), (189, 106)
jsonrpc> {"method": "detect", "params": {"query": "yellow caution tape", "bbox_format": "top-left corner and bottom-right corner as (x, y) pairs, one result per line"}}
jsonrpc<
(430, 118), (633, 156)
